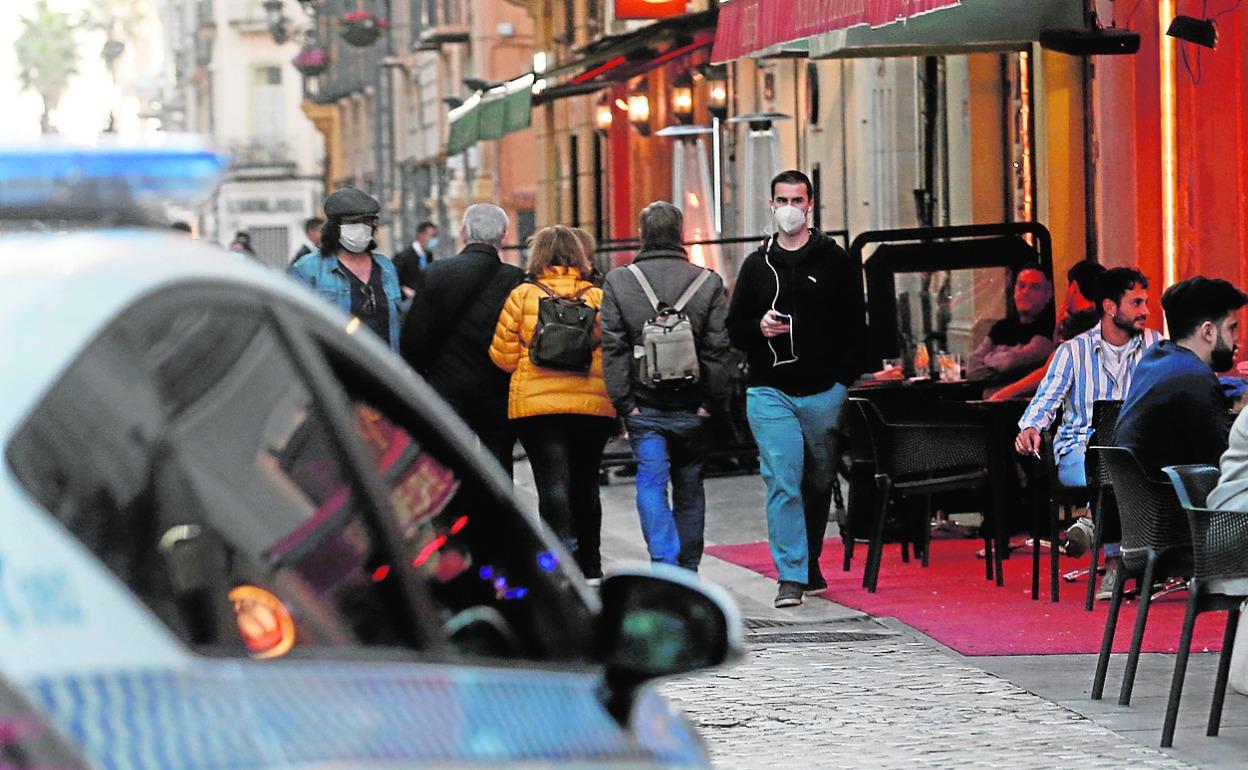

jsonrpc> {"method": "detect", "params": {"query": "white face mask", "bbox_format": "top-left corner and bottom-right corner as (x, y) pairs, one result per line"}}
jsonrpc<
(338, 223), (373, 253)
(772, 204), (808, 236)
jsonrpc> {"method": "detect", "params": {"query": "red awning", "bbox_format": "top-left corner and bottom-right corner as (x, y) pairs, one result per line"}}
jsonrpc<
(711, 0), (962, 63)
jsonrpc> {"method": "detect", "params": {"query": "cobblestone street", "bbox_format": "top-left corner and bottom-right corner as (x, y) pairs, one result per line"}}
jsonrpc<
(661, 624), (1196, 769)
(554, 464), (1248, 769)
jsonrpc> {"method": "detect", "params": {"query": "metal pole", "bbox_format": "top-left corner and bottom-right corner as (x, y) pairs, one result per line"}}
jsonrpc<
(712, 115), (723, 234)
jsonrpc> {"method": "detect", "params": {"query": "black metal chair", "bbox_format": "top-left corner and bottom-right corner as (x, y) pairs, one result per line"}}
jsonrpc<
(1080, 399), (1124, 611)
(849, 397), (998, 593)
(1091, 447), (1193, 706)
(1030, 425), (1089, 602)
(1159, 464), (1245, 748)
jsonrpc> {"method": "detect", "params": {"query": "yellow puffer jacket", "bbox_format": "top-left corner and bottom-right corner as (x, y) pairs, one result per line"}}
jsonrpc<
(489, 268), (615, 420)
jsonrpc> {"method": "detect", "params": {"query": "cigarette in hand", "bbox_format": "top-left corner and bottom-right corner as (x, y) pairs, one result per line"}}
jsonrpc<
(1030, 449), (1041, 460)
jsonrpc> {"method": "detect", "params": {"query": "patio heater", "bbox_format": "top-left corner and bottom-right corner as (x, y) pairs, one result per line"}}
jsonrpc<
(656, 125), (721, 273)
(727, 113), (791, 238)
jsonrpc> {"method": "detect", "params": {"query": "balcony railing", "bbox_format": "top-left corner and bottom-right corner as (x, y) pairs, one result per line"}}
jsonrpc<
(417, 0), (468, 46)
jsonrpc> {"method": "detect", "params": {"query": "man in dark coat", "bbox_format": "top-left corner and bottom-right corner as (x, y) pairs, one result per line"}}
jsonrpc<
(400, 204), (523, 476)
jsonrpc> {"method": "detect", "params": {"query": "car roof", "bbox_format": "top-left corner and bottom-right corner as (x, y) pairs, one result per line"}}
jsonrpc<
(0, 228), (361, 441)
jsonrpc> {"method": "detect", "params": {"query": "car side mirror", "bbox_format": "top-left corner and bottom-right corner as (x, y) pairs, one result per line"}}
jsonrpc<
(596, 564), (743, 685)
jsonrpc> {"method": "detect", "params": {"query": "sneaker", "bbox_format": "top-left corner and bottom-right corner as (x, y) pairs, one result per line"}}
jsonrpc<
(1063, 517), (1094, 559)
(804, 576), (829, 595)
(1095, 566), (1118, 601)
(774, 581), (805, 608)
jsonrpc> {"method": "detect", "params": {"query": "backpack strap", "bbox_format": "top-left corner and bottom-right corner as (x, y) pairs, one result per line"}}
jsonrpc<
(672, 269), (713, 312)
(626, 264), (663, 312)
(526, 278), (558, 298)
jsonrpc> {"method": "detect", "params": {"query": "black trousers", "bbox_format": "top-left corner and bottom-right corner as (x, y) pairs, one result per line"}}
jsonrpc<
(514, 414), (615, 577)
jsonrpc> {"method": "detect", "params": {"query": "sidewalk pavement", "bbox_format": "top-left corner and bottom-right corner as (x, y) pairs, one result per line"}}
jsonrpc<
(517, 462), (1248, 769)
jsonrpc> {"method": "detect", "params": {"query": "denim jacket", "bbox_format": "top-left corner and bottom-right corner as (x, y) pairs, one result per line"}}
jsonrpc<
(288, 251), (404, 351)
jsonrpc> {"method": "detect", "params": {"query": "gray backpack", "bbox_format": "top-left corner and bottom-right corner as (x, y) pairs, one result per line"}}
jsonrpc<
(627, 263), (712, 388)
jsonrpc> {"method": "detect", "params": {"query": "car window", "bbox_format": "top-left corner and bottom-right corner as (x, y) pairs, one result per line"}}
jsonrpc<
(8, 293), (595, 664)
(8, 302), (418, 658)
(320, 341), (598, 662)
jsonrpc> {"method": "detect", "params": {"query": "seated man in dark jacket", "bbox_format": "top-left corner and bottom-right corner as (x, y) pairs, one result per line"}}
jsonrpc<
(600, 201), (731, 573)
(727, 170), (867, 608)
(399, 204), (523, 476)
(966, 264), (1056, 385)
(1116, 276), (1247, 476)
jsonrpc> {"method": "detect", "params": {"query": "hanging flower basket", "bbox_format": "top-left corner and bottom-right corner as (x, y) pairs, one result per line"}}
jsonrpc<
(292, 45), (330, 77)
(340, 10), (388, 47)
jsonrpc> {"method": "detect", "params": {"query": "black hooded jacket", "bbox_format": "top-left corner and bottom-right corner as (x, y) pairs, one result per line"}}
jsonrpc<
(726, 230), (867, 395)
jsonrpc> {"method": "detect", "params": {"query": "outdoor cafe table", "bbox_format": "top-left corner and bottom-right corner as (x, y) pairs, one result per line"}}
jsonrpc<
(847, 378), (1031, 581)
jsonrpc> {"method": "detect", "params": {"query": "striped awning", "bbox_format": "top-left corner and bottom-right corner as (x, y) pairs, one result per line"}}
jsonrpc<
(711, 0), (961, 63)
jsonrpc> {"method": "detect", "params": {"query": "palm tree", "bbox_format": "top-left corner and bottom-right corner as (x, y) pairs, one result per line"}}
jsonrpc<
(15, 1), (82, 134)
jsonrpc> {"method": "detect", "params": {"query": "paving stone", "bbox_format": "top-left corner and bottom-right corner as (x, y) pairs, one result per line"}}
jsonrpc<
(659, 636), (1198, 770)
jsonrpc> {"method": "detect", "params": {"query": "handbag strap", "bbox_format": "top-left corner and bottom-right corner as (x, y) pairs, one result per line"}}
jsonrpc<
(427, 263), (500, 364)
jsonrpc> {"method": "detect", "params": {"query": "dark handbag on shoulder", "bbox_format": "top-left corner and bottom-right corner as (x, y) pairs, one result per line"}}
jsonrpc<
(527, 280), (597, 373)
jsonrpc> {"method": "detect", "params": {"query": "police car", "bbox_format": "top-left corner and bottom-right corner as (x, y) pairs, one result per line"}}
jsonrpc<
(0, 141), (741, 769)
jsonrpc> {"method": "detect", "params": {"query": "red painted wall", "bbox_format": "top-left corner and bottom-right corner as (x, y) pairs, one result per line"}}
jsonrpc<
(1093, 0), (1248, 342)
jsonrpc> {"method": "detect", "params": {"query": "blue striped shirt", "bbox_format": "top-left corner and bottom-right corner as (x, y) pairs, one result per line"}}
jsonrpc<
(1019, 324), (1164, 457)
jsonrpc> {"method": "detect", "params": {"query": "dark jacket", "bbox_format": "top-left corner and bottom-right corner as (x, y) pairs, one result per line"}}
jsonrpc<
(600, 247), (732, 416)
(1115, 340), (1231, 475)
(399, 242), (524, 428)
(393, 243), (429, 292)
(726, 230), (866, 395)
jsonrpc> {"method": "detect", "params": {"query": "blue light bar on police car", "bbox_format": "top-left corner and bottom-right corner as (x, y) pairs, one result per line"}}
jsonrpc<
(0, 139), (227, 214)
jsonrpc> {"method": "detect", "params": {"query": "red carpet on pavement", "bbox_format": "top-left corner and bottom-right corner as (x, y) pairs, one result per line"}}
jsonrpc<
(705, 538), (1228, 656)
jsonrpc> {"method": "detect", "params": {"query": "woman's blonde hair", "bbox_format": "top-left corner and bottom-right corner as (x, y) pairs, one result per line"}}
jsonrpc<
(526, 225), (593, 279)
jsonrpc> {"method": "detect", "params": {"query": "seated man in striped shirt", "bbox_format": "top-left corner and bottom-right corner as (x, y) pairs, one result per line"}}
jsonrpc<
(1014, 267), (1163, 591)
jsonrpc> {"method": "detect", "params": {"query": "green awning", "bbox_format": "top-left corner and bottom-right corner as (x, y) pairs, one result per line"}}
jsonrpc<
(808, 0), (1083, 59)
(446, 74), (534, 155)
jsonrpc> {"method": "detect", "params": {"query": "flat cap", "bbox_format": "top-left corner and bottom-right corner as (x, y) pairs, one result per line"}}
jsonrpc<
(323, 187), (380, 219)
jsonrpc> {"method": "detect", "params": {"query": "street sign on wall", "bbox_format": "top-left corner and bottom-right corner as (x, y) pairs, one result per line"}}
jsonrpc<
(617, 0), (688, 20)
(711, 0), (961, 61)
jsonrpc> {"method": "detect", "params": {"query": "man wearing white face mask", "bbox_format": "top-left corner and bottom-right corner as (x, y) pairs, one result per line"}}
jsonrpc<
(727, 170), (867, 608)
(289, 187), (405, 351)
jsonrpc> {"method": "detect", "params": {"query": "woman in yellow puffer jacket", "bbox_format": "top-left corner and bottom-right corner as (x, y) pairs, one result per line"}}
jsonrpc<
(489, 226), (616, 582)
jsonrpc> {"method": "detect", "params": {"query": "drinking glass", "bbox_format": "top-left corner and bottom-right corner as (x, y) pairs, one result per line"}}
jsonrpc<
(937, 352), (962, 382)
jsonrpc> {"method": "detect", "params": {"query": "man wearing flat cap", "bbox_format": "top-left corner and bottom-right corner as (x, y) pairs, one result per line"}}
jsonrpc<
(289, 187), (405, 351)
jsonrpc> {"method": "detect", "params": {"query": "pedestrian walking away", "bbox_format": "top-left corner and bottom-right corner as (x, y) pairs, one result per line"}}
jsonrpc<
(400, 203), (524, 476)
(726, 169), (867, 608)
(489, 226), (616, 581)
(600, 201), (731, 573)
(288, 187), (404, 351)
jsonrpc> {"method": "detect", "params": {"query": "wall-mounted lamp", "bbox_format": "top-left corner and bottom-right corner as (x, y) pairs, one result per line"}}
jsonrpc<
(595, 96), (613, 133)
(671, 73), (694, 124)
(705, 68), (728, 121)
(263, 0), (288, 44)
(1167, 15), (1218, 49)
(628, 83), (651, 136)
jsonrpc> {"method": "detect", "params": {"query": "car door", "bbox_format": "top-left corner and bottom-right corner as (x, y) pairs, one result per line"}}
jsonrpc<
(7, 281), (696, 768)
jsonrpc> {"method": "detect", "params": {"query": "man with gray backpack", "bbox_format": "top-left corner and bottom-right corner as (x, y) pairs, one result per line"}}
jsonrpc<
(600, 201), (732, 572)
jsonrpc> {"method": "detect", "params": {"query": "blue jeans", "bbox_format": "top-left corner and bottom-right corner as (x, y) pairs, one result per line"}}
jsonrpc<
(746, 384), (848, 584)
(625, 408), (712, 570)
(1057, 444), (1087, 489)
